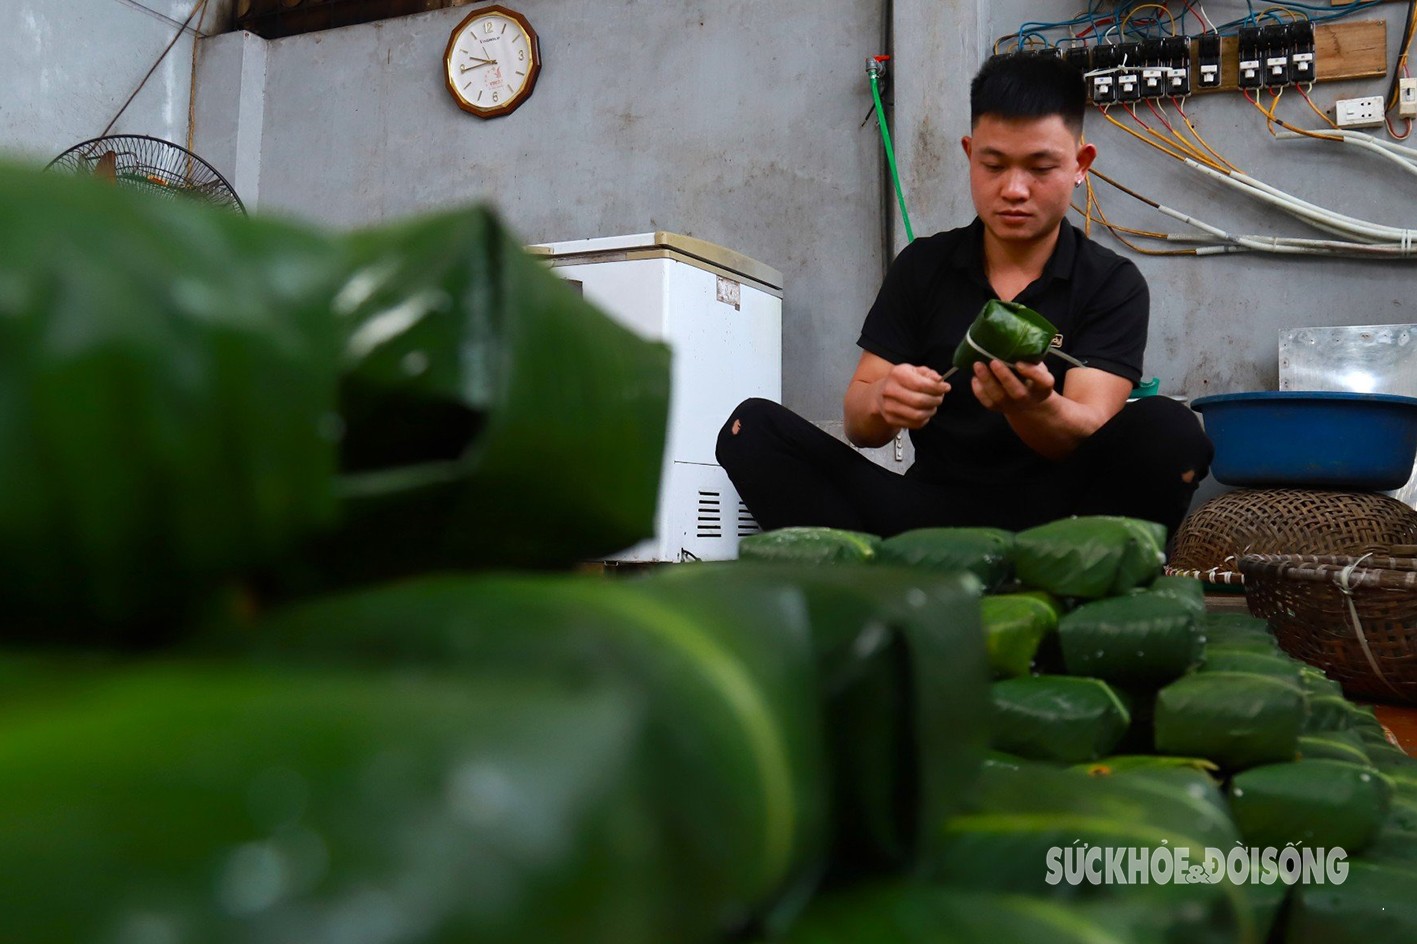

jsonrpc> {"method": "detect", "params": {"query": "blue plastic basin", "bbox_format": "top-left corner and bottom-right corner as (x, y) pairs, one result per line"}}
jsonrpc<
(1191, 391), (1417, 490)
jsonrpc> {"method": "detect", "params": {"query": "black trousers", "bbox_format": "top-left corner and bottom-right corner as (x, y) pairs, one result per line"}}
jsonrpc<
(716, 397), (1213, 538)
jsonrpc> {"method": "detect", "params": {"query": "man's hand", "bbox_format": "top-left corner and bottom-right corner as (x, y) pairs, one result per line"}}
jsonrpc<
(844, 351), (949, 448)
(971, 358), (1054, 415)
(876, 362), (950, 429)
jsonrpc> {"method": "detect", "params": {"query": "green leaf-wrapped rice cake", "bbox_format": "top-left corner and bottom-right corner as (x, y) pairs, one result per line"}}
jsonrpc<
(1014, 516), (1166, 599)
(641, 561), (989, 875)
(981, 592), (1061, 678)
(1154, 671), (1305, 770)
(314, 205), (672, 579)
(738, 527), (881, 565)
(0, 664), (692, 944)
(951, 299), (1058, 371)
(990, 675), (1131, 763)
(238, 573), (830, 936)
(1285, 859), (1417, 944)
(1058, 593), (1202, 686)
(1228, 759), (1392, 853)
(876, 527), (1014, 590)
(0, 164), (346, 643)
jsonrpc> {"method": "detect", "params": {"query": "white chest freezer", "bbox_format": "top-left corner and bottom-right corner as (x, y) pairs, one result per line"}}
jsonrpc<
(528, 232), (783, 562)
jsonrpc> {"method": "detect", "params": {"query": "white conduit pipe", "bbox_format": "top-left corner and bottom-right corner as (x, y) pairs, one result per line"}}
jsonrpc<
(1149, 202), (1417, 257)
(1276, 128), (1417, 165)
(1227, 167), (1414, 242)
(1183, 158), (1404, 243)
(1273, 130), (1417, 181)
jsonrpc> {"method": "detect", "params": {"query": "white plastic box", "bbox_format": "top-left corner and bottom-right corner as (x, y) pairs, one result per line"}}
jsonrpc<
(528, 232), (783, 562)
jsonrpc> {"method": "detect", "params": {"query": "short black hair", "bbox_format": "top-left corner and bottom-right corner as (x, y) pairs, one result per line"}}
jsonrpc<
(970, 52), (1086, 135)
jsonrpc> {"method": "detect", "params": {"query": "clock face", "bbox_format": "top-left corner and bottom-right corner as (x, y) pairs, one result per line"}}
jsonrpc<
(443, 6), (541, 118)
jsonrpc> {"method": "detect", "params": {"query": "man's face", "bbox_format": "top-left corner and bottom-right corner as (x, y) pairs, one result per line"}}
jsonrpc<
(961, 114), (1095, 248)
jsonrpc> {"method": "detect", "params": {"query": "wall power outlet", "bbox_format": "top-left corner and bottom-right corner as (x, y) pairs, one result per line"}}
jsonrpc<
(1401, 78), (1417, 118)
(1334, 95), (1386, 129)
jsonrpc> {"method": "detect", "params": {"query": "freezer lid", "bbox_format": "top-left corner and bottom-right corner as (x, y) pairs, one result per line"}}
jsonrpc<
(527, 231), (784, 294)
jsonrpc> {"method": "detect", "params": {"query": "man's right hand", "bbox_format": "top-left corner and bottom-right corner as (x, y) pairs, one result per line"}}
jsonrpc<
(844, 351), (951, 448)
(875, 362), (950, 429)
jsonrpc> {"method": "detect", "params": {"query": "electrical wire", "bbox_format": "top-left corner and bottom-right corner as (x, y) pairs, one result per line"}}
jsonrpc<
(1089, 167), (1417, 258)
(186, 0), (211, 154)
(1144, 99), (1229, 168)
(1173, 97), (1241, 171)
(1387, 0), (1417, 112)
(101, 0), (209, 138)
(1099, 105), (1193, 164)
(1121, 4), (1178, 38)
(1296, 84), (1340, 130)
(1073, 180), (1201, 256)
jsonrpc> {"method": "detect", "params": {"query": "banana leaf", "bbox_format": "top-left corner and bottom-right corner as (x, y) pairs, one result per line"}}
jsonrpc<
(1154, 672), (1305, 770)
(982, 592), (1060, 678)
(1201, 613), (1273, 639)
(1303, 695), (1355, 734)
(1145, 575), (1207, 619)
(640, 561), (989, 875)
(738, 527), (881, 565)
(926, 762), (1257, 944)
(1366, 742), (1417, 773)
(0, 661), (694, 944)
(0, 163), (345, 643)
(990, 675), (1131, 763)
(773, 881), (1215, 944)
(1343, 703), (1392, 742)
(1298, 665), (1344, 698)
(307, 206), (671, 580)
(1014, 516), (1166, 599)
(233, 572), (828, 936)
(1199, 649), (1303, 683)
(1058, 593), (1202, 686)
(1228, 759), (1392, 853)
(1297, 731), (1373, 765)
(876, 527), (1015, 590)
(1364, 788), (1417, 864)
(952, 299), (1058, 371)
(1284, 859), (1417, 944)
(1075, 755), (1220, 776)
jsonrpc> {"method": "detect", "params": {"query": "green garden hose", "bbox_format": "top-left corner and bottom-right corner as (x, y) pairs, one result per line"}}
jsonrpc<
(868, 57), (914, 243)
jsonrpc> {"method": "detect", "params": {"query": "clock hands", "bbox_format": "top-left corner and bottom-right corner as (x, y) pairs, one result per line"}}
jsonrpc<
(459, 53), (499, 74)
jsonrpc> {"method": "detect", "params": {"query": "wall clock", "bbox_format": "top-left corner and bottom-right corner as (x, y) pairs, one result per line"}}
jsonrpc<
(443, 5), (541, 118)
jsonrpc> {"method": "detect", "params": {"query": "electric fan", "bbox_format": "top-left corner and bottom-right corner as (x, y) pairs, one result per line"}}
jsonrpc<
(46, 134), (246, 215)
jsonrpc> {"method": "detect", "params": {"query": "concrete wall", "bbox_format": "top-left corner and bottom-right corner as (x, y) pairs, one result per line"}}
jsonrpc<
(1, 0), (236, 162)
(11, 0), (1417, 498)
(193, 1), (888, 424)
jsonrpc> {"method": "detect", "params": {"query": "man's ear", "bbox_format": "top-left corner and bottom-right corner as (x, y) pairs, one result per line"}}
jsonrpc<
(1076, 141), (1098, 175)
(961, 135), (973, 159)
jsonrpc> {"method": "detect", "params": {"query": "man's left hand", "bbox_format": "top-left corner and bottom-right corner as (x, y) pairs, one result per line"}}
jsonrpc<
(971, 359), (1055, 414)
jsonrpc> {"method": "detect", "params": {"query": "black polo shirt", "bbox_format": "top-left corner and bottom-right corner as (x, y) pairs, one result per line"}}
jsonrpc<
(857, 217), (1148, 488)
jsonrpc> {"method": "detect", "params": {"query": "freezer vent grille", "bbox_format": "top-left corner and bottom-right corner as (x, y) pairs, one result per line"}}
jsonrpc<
(738, 500), (761, 537)
(697, 491), (723, 538)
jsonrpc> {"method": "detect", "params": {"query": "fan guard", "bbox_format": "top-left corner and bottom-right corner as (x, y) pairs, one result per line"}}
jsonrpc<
(46, 134), (246, 215)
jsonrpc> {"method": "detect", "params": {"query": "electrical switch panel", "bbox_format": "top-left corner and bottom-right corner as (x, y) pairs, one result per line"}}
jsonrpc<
(1238, 27), (1264, 89)
(1262, 24), (1291, 88)
(1064, 45), (1091, 77)
(1137, 39), (1165, 98)
(1163, 36), (1191, 97)
(1089, 45), (1118, 104)
(1116, 42), (1142, 101)
(1197, 34), (1222, 89)
(1292, 21), (1316, 84)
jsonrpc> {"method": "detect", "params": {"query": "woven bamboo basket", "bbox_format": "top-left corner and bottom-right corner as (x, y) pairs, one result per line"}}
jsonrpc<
(1239, 552), (1417, 704)
(1169, 489), (1417, 586)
